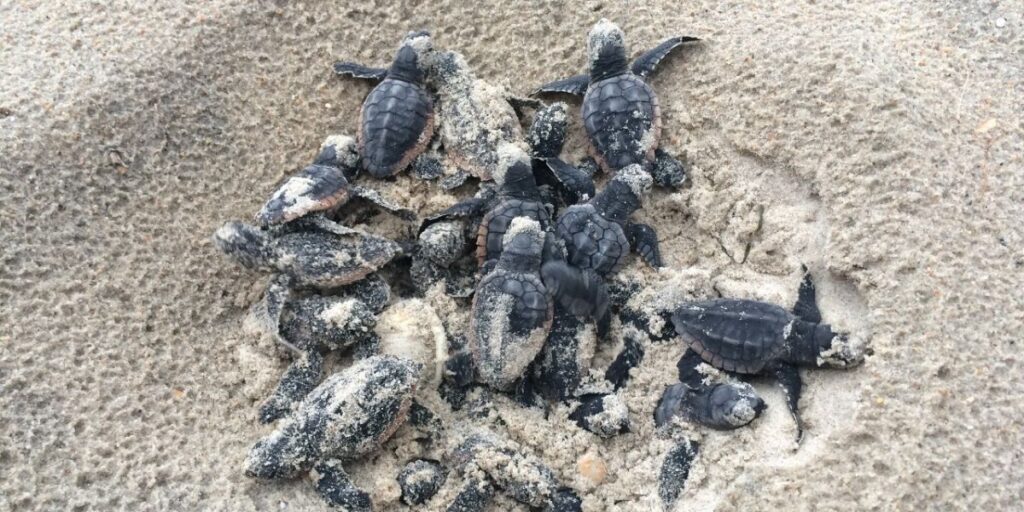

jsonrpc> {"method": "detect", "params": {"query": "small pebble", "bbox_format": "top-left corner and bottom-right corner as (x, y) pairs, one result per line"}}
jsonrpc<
(577, 453), (607, 484)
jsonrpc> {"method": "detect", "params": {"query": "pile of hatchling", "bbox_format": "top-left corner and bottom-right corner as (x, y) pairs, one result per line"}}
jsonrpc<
(213, 19), (867, 511)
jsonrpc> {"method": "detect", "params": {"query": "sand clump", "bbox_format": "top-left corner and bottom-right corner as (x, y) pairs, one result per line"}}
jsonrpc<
(1, 1), (1022, 511)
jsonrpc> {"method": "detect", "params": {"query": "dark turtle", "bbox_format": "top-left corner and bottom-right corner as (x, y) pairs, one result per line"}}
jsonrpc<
(253, 274), (391, 423)
(397, 458), (446, 506)
(447, 431), (581, 511)
(534, 19), (699, 187)
(212, 216), (402, 289)
(666, 270), (866, 440)
(526, 102), (595, 205)
(422, 50), (527, 181)
(244, 355), (421, 509)
(475, 143), (553, 268)
(469, 217), (554, 390)
(255, 135), (414, 226)
(334, 31), (436, 178)
(556, 164), (662, 274)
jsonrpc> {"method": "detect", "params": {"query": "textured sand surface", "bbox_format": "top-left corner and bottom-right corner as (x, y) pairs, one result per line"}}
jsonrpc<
(2, 1), (1022, 511)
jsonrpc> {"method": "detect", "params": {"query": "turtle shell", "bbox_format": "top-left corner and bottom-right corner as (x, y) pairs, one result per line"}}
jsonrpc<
(671, 299), (794, 374)
(243, 355), (419, 478)
(256, 164), (350, 226)
(556, 203), (629, 277)
(469, 269), (553, 390)
(475, 199), (550, 265)
(273, 230), (401, 289)
(359, 78), (434, 178)
(581, 74), (661, 172)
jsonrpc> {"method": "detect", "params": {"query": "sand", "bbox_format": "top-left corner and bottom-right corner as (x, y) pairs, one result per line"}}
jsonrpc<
(1, 1), (1022, 511)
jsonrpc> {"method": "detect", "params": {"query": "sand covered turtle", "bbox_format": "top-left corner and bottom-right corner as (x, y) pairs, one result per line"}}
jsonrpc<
(213, 216), (402, 290)
(447, 431), (582, 511)
(534, 19), (699, 188)
(244, 355), (421, 510)
(568, 392), (631, 438)
(423, 49), (535, 182)
(333, 31), (436, 178)
(526, 102), (595, 205)
(254, 135), (414, 226)
(556, 164), (662, 275)
(469, 217), (554, 390)
(663, 270), (866, 439)
(252, 274), (391, 423)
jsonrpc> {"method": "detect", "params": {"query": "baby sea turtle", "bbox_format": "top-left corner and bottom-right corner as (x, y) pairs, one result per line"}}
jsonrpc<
(475, 143), (554, 268)
(654, 350), (766, 430)
(667, 270), (865, 440)
(556, 164), (662, 275)
(253, 274), (390, 423)
(423, 49), (533, 182)
(255, 135), (414, 226)
(447, 431), (582, 511)
(534, 19), (699, 187)
(334, 31), (435, 178)
(244, 355), (421, 510)
(213, 216), (402, 290)
(469, 217), (554, 390)
(527, 102), (595, 205)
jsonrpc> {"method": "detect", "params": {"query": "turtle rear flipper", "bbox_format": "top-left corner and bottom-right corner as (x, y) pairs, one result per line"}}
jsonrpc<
(792, 267), (822, 323)
(533, 74), (590, 96)
(258, 350), (324, 424)
(626, 222), (664, 268)
(540, 261), (611, 338)
(312, 459), (372, 511)
(773, 363), (805, 443)
(332, 61), (388, 81)
(349, 184), (416, 221)
(544, 158), (595, 204)
(630, 36), (701, 79)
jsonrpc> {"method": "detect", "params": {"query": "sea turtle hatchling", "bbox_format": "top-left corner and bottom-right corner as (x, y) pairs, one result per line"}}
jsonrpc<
(212, 216), (402, 290)
(534, 19), (699, 188)
(662, 270), (866, 440)
(252, 274), (391, 423)
(254, 135), (414, 227)
(244, 355), (421, 510)
(556, 164), (663, 275)
(333, 31), (436, 178)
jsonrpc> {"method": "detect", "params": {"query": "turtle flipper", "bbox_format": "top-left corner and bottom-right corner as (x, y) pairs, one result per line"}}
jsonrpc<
(258, 350), (324, 424)
(604, 328), (644, 390)
(626, 222), (664, 268)
(533, 74), (590, 96)
(255, 275), (292, 348)
(653, 148), (688, 189)
(540, 261), (611, 338)
(631, 36), (701, 79)
(545, 158), (596, 204)
(657, 439), (699, 508)
(773, 363), (805, 443)
(298, 213), (365, 237)
(421, 196), (489, 232)
(792, 267), (822, 323)
(332, 61), (388, 81)
(447, 478), (496, 512)
(312, 459), (372, 511)
(507, 95), (543, 117)
(349, 185), (416, 221)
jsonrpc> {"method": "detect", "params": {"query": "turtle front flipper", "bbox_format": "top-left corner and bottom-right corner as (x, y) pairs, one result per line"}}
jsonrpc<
(258, 350), (324, 424)
(792, 266), (822, 323)
(533, 74), (590, 96)
(311, 459), (372, 511)
(604, 328), (645, 390)
(349, 184), (416, 221)
(657, 439), (699, 509)
(332, 61), (388, 81)
(254, 275), (293, 350)
(772, 363), (805, 443)
(626, 222), (664, 268)
(540, 261), (611, 338)
(630, 36), (701, 79)
(544, 158), (595, 204)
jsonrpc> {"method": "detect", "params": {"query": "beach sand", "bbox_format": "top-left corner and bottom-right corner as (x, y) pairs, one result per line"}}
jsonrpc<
(1, 1), (1022, 510)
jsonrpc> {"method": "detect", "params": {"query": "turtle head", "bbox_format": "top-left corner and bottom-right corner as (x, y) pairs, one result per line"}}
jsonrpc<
(422, 49), (470, 87)
(390, 30), (433, 82)
(592, 164), (652, 223)
(243, 430), (309, 480)
(314, 134), (360, 179)
(817, 329), (867, 369)
(526, 102), (569, 159)
(213, 221), (276, 271)
(500, 217), (545, 270)
(494, 143), (538, 199)
(588, 19), (628, 80)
